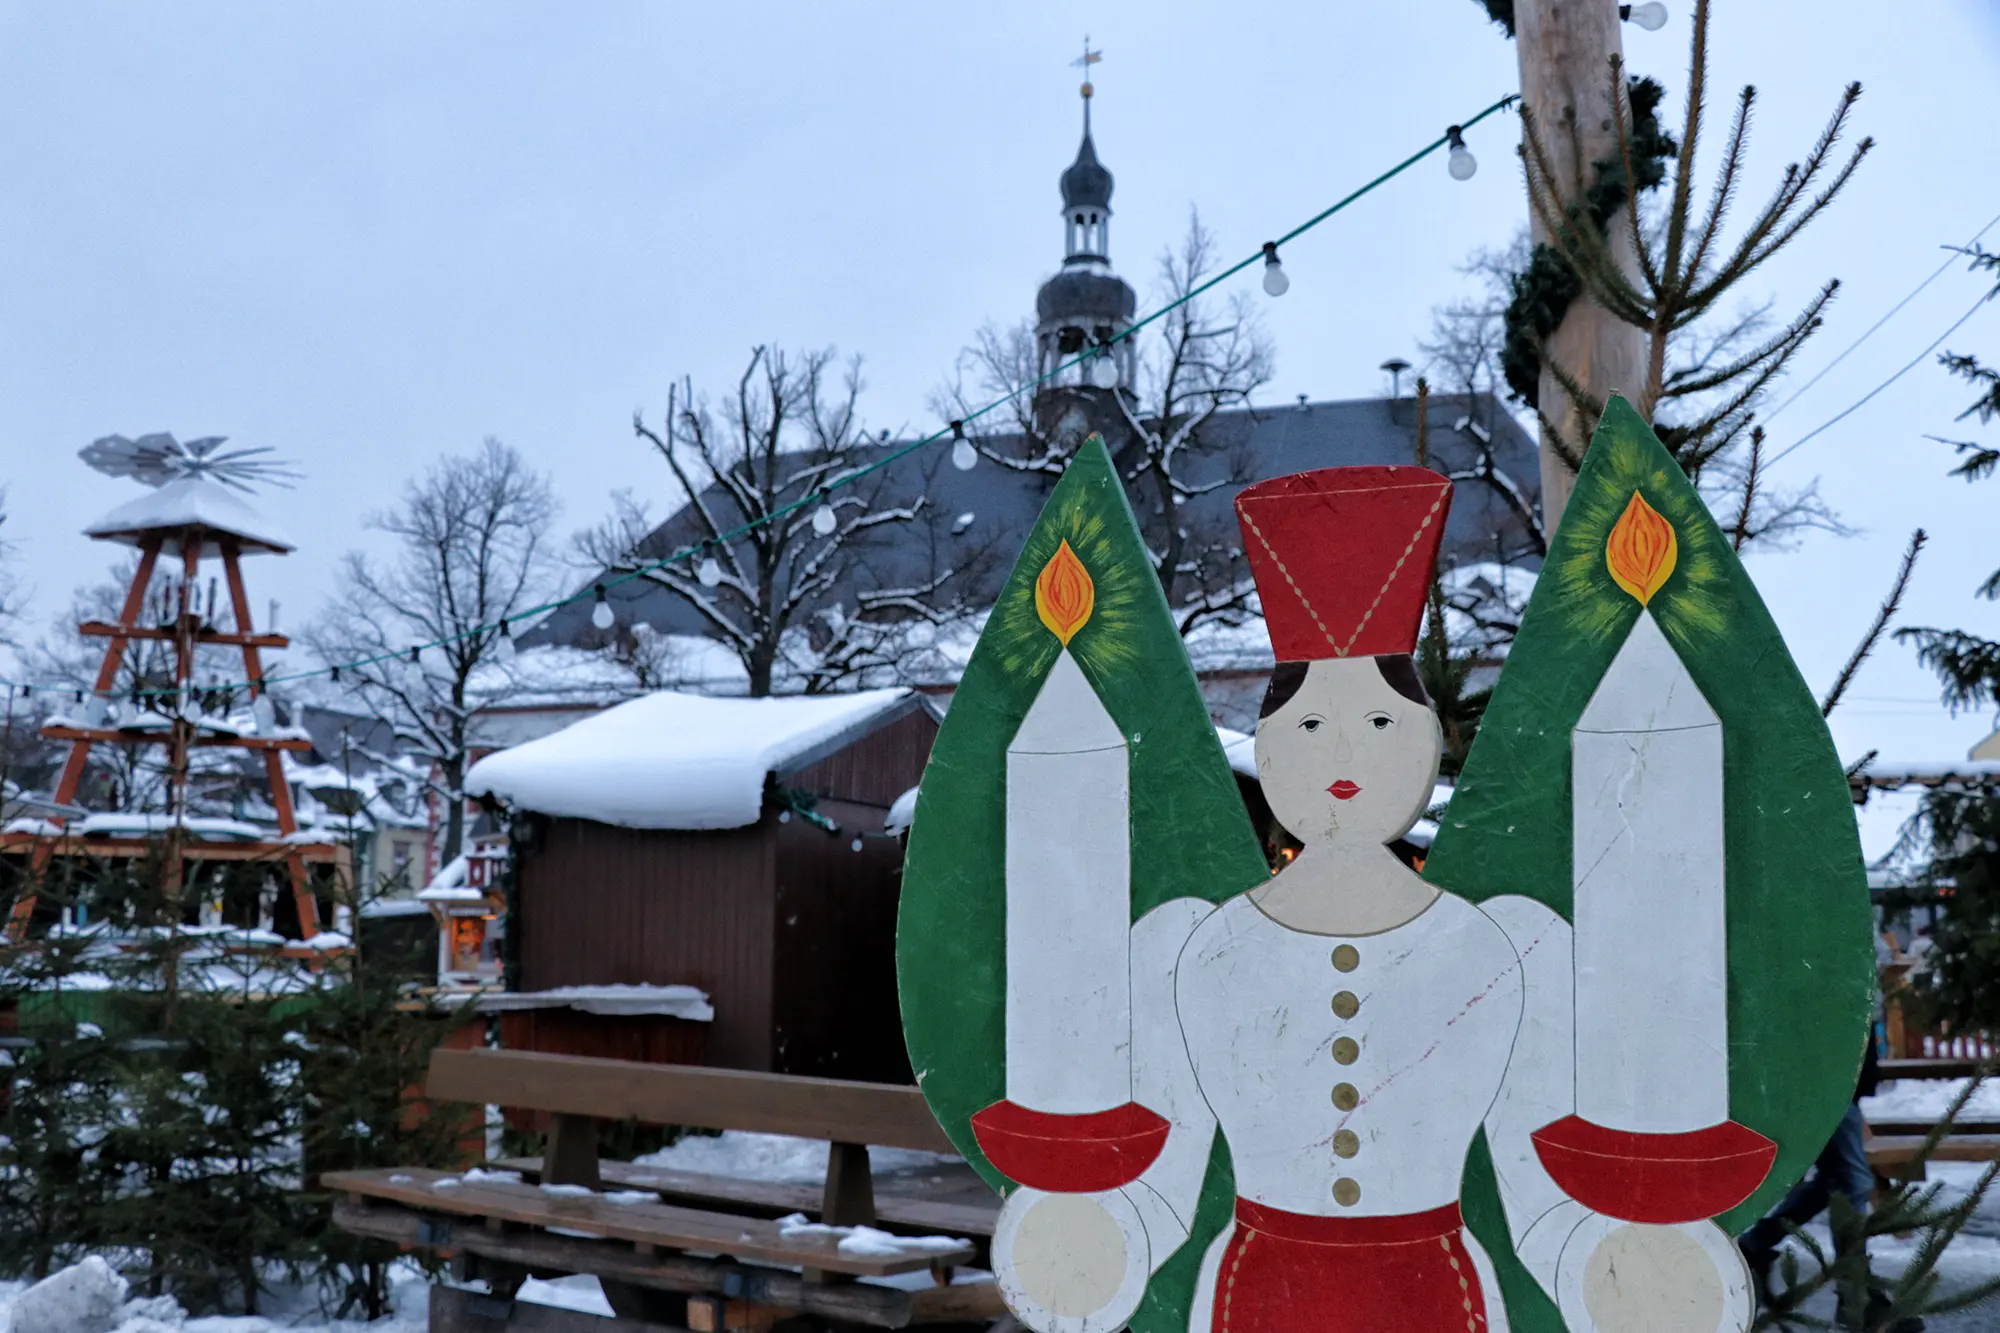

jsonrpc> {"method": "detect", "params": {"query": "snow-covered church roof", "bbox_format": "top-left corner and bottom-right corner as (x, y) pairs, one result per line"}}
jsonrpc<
(85, 476), (294, 555)
(464, 687), (926, 830)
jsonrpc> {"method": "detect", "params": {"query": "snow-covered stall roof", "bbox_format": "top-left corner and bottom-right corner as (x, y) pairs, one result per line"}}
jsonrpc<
(464, 688), (924, 830)
(84, 476), (294, 555)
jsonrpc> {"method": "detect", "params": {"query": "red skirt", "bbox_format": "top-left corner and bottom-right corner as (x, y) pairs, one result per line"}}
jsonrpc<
(1212, 1199), (1489, 1333)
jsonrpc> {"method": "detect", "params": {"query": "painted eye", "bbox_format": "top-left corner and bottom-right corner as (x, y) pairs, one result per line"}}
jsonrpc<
(1368, 713), (1393, 731)
(1300, 717), (1323, 733)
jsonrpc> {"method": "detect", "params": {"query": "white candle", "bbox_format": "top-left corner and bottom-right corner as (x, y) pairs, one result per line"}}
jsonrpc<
(1571, 609), (1729, 1134)
(1005, 647), (1133, 1114)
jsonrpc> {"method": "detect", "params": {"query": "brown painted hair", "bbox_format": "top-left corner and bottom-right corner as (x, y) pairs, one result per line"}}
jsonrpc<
(1259, 655), (1431, 719)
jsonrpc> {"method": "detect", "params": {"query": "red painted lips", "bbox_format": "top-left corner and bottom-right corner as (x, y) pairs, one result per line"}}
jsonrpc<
(1328, 780), (1362, 801)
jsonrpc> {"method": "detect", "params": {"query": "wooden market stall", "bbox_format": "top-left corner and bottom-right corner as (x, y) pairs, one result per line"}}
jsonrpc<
(465, 687), (938, 1084)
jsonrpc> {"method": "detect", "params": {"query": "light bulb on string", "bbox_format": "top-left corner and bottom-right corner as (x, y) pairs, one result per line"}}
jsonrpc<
(1445, 126), (1477, 181)
(1089, 349), (1120, 389)
(493, 619), (516, 662)
(950, 421), (976, 472)
(591, 584), (616, 631)
(1620, 2), (1667, 29)
(811, 496), (838, 536)
(697, 554), (723, 588)
(1261, 242), (1290, 297)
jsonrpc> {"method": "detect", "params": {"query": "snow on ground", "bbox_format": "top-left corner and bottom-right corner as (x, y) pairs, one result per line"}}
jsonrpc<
(1864, 1078), (2000, 1123)
(0, 1260), (429, 1333)
(632, 1129), (958, 1182)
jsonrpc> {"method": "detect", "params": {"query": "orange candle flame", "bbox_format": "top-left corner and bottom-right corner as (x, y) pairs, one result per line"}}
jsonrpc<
(1605, 491), (1678, 605)
(1035, 540), (1095, 644)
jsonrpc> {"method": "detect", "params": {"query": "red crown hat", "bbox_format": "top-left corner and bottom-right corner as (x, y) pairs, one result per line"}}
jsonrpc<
(1235, 466), (1454, 661)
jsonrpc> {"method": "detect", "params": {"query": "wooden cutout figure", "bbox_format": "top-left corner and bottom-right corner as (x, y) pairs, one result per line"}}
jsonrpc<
(899, 408), (1871, 1333)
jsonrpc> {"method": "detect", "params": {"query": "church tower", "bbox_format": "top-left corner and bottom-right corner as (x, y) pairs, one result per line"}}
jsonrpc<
(1033, 73), (1137, 393)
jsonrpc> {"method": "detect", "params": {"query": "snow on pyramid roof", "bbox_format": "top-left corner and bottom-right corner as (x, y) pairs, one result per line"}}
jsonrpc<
(464, 687), (923, 830)
(85, 476), (294, 555)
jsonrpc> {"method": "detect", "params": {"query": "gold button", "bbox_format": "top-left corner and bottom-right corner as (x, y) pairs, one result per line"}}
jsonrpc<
(1331, 991), (1359, 1019)
(1331, 945), (1360, 972)
(1331, 1037), (1360, 1065)
(1333, 1130), (1359, 1159)
(1332, 1082), (1359, 1111)
(1333, 1177), (1361, 1207)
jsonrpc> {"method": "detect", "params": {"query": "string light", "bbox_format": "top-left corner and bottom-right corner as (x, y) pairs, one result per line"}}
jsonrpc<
(1620, 2), (1668, 29)
(1089, 346), (1120, 389)
(591, 584), (616, 631)
(1446, 126), (1477, 181)
(493, 618), (516, 661)
(950, 421), (976, 472)
(0, 94), (1518, 704)
(1260, 242), (1290, 297)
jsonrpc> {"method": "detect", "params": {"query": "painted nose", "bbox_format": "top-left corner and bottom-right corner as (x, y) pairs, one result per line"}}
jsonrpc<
(1331, 731), (1352, 763)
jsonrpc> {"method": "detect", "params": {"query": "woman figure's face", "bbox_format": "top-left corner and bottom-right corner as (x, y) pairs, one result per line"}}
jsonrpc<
(1255, 657), (1442, 850)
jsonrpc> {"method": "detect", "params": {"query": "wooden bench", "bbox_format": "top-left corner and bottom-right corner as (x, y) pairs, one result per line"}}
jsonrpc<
(327, 1048), (1002, 1333)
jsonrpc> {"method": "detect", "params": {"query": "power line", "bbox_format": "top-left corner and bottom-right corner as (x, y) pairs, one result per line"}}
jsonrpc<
(2, 93), (1519, 703)
(1766, 282), (1998, 469)
(1763, 207), (2000, 425)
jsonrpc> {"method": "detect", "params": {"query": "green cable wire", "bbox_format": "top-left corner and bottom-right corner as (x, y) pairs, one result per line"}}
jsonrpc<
(3, 93), (1517, 702)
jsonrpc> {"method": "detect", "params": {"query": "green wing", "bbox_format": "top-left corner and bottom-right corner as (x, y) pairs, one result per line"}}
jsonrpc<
(1425, 397), (1875, 1332)
(897, 436), (1266, 1333)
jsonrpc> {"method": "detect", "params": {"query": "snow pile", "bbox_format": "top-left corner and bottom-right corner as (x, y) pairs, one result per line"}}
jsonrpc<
(464, 688), (918, 829)
(775, 1213), (966, 1259)
(464, 984), (714, 1022)
(0, 1258), (430, 1333)
(633, 1130), (958, 1182)
(884, 786), (919, 835)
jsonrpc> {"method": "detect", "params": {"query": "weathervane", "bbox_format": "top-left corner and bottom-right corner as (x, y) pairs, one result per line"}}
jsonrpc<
(78, 432), (301, 493)
(1072, 36), (1102, 100)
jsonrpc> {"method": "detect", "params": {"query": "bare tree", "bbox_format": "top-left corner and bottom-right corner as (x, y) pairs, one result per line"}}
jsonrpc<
(306, 438), (557, 864)
(937, 210), (1274, 635)
(0, 488), (25, 648)
(579, 345), (970, 696)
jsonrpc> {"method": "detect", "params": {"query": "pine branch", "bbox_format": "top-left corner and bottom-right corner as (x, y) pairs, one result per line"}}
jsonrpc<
(1728, 427), (1765, 553)
(1820, 528), (1925, 716)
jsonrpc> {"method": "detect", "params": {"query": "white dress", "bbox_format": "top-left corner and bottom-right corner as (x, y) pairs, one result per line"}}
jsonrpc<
(1119, 889), (1582, 1333)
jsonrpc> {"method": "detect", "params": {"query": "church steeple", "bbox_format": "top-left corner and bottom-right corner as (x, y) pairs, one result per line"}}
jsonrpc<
(1060, 91), (1113, 263)
(1034, 49), (1136, 393)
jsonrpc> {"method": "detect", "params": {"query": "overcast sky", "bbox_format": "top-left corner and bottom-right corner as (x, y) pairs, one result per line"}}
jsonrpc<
(2, 1), (1997, 813)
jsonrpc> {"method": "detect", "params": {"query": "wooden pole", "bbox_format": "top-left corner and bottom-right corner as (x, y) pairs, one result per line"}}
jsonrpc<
(222, 540), (320, 938)
(1513, 0), (1650, 528)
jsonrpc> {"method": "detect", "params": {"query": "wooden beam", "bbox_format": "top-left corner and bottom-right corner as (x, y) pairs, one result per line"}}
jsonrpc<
(544, 1114), (601, 1191)
(821, 1143), (876, 1228)
(37, 727), (312, 751)
(78, 620), (290, 649)
(494, 1158), (998, 1240)
(0, 833), (345, 863)
(426, 1050), (954, 1154)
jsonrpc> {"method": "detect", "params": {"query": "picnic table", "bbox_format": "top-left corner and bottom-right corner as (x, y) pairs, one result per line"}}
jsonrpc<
(328, 1048), (1002, 1333)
